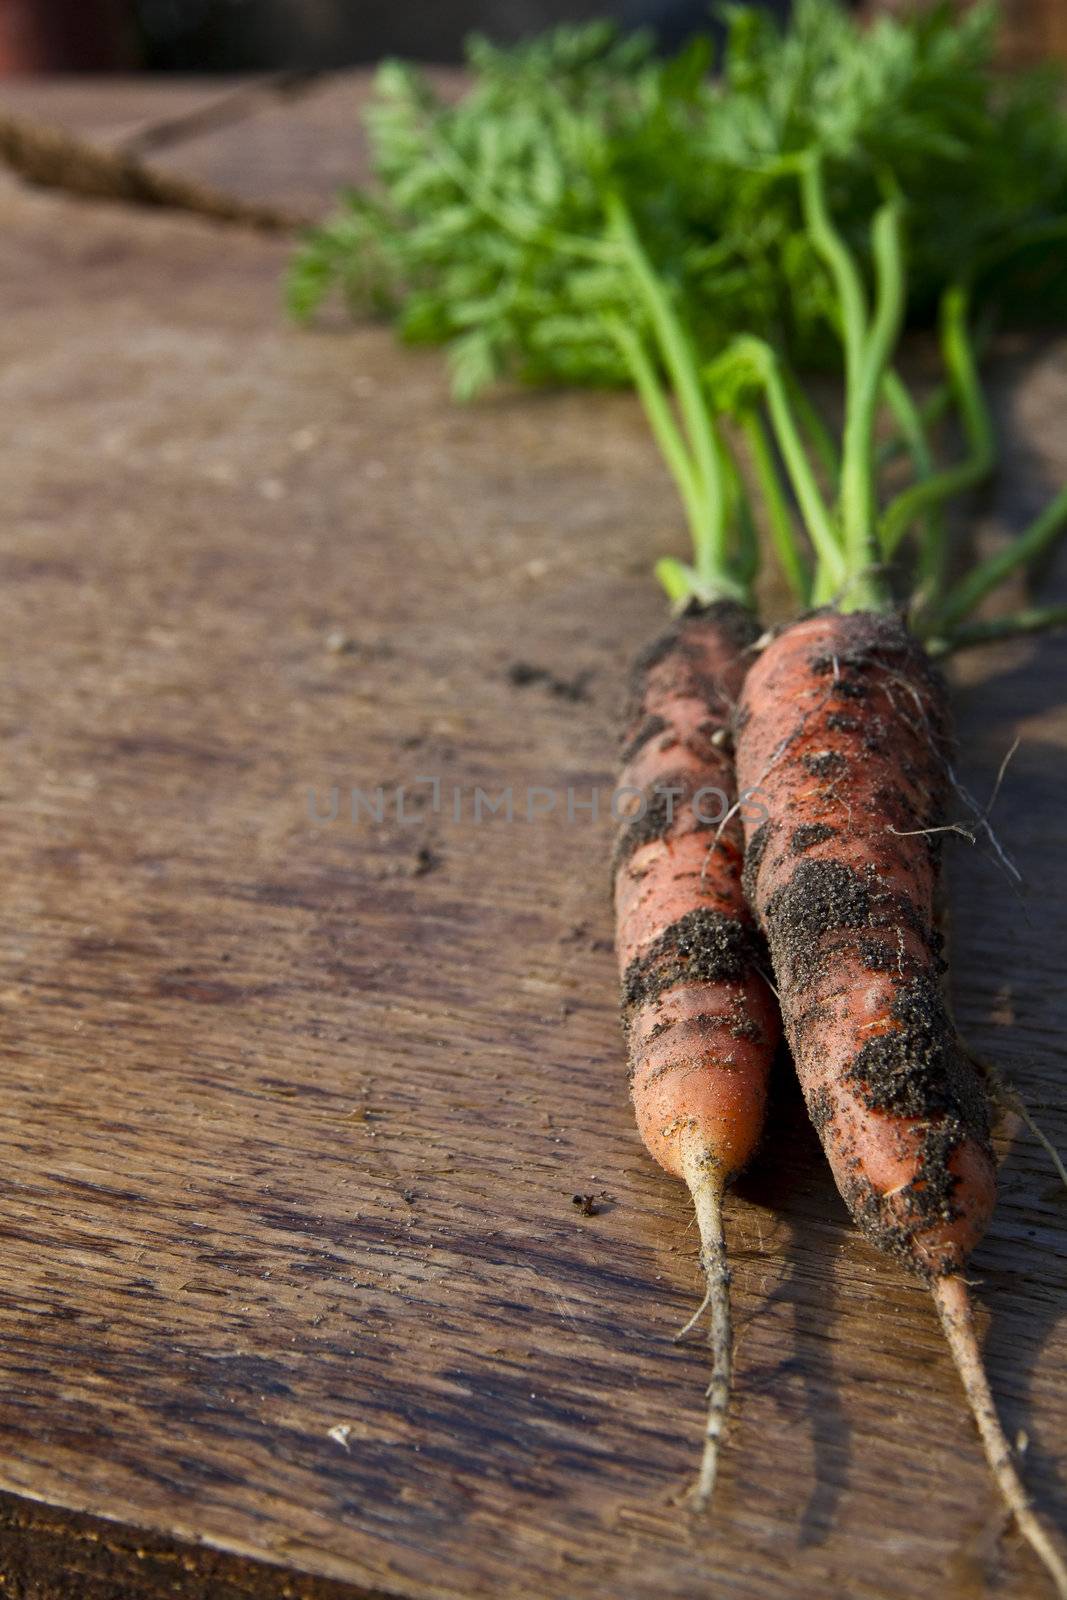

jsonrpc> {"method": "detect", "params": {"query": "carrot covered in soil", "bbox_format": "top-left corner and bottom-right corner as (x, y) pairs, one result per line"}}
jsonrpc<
(597, 172), (788, 1507)
(724, 152), (1067, 1591)
(602, 206), (784, 1499)
(735, 610), (996, 1277)
(615, 600), (778, 1505)
(737, 612), (1065, 1592)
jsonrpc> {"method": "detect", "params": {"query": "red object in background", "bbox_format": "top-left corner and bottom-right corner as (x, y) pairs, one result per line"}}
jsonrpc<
(0, 0), (132, 72)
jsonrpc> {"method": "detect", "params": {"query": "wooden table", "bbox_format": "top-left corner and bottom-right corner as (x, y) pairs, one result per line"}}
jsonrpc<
(0, 75), (1064, 1600)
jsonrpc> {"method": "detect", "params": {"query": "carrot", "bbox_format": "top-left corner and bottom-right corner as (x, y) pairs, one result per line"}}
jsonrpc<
(735, 611), (995, 1273)
(616, 599), (779, 1507)
(695, 126), (1067, 1583)
(735, 609), (1066, 1592)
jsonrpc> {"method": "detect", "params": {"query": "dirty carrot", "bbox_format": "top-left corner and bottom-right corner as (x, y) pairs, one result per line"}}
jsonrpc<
(599, 183), (792, 1503)
(616, 600), (779, 1505)
(727, 148), (1067, 1592)
(737, 609), (1065, 1593)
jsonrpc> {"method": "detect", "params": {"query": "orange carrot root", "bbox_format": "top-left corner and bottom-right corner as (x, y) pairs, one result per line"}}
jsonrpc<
(615, 601), (778, 1507)
(734, 611), (996, 1276)
(736, 608), (1064, 1591)
(933, 1275), (1067, 1598)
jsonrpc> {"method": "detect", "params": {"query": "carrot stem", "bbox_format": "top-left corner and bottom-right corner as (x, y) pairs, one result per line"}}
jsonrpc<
(740, 407), (812, 604)
(608, 317), (748, 606)
(876, 311), (995, 472)
(881, 368), (947, 606)
(935, 485), (1067, 632)
(799, 158), (903, 611)
(880, 286), (995, 560)
(606, 193), (727, 578)
(932, 1274), (1067, 1599)
(799, 153), (868, 397)
(843, 196), (905, 605)
(721, 434), (760, 590)
(608, 320), (707, 541)
(735, 338), (845, 598)
(925, 603), (1067, 656)
(681, 1138), (732, 1512)
(783, 362), (840, 490)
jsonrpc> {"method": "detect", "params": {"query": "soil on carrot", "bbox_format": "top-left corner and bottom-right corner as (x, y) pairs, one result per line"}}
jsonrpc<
(844, 975), (989, 1126)
(628, 600), (759, 683)
(741, 817), (773, 905)
(622, 600), (758, 729)
(801, 750), (848, 779)
(619, 712), (669, 765)
(790, 822), (837, 854)
(739, 613), (997, 1275)
(772, 861), (945, 998)
(621, 908), (758, 1016)
(612, 768), (725, 870)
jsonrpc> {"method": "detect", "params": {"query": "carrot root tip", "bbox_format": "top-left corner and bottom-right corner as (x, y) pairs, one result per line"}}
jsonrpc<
(933, 1274), (1067, 1600)
(681, 1140), (733, 1515)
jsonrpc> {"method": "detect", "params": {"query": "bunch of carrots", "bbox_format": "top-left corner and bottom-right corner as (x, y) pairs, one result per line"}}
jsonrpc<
(291, 3), (1067, 1590)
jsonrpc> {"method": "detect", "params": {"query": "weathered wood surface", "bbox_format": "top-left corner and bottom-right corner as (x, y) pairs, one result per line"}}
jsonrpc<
(0, 70), (462, 220)
(146, 72), (465, 217)
(0, 77), (267, 148)
(0, 78), (1065, 1600)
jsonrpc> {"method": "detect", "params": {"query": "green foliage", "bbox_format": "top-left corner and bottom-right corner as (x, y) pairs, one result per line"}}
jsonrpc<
(286, 4), (1067, 631)
(287, 2), (1067, 398)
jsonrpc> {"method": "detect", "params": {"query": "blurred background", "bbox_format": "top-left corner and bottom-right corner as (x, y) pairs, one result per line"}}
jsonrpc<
(0, 0), (1063, 73)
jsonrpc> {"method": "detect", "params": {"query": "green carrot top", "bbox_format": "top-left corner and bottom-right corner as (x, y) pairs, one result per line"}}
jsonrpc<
(287, 0), (1067, 636)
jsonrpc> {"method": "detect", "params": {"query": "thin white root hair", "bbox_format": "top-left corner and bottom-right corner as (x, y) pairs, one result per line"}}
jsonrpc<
(681, 1140), (732, 1514)
(932, 1274), (1067, 1599)
(1017, 1104), (1067, 1195)
(949, 765), (1023, 887)
(1003, 1092), (1067, 1195)
(674, 1287), (711, 1344)
(886, 822), (977, 844)
(987, 735), (1021, 820)
(965, 1048), (1067, 1197)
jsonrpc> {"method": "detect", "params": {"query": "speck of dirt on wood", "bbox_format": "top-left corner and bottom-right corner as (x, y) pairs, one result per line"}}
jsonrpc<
(411, 844), (440, 878)
(505, 661), (594, 702)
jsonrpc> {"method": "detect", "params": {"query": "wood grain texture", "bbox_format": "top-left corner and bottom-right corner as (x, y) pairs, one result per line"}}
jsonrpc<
(0, 131), (1064, 1600)
(0, 71), (461, 222)
(146, 71), (464, 218)
(0, 78), (268, 151)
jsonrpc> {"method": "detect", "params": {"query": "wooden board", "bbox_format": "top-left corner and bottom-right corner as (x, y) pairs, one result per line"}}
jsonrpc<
(0, 70), (463, 220)
(0, 83), (1065, 1600)
(0, 76), (268, 149)
(146, 71), (465, 217)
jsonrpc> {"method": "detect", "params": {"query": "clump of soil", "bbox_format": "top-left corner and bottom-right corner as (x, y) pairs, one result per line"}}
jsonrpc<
(621, 908), (757, 1015)
(506, 661), (593, 701)
(612, 769), (710, 871)
(791, 822), (836, 854)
